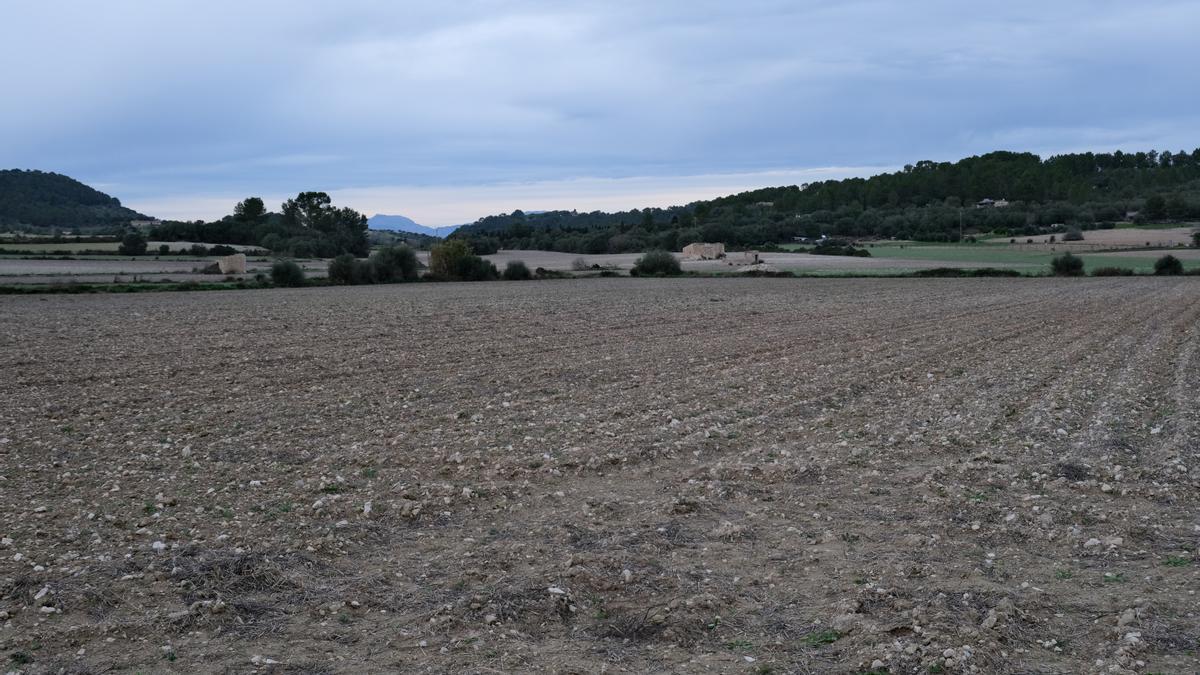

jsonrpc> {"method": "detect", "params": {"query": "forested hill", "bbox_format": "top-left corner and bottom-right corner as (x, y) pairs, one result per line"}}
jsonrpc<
(0, 169), (149, 230)
(451, 149), (1200, 253)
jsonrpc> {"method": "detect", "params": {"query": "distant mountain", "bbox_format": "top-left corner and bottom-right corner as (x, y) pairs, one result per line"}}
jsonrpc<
(0, 169), (150, 230)
(368, 213), (459, 238)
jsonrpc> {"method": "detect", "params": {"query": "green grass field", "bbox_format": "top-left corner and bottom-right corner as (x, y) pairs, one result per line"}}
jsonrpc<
(804, 242), (1200, 274)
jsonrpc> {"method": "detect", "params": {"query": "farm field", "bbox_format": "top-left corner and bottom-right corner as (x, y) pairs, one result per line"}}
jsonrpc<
(0, 249), (1031, 286)
(1, 278), (1198, 673)
(1011, 226), (1196, 247)
(0, 257), (323, 285)
(866, 243), (1200, 274)
(447, 249), (1031, 274)
(0, 241), (265, 253)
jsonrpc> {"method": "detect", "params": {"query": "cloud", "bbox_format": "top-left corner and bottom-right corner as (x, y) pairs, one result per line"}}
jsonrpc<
(2, 1), (1198, 220)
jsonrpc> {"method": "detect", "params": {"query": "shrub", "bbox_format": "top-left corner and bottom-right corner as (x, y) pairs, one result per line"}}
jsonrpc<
(1050, 253), (1084, 276)
(271, 259), (306, 287)
(502, 260), (533, 280)
(369, 245), (419, 283)
(209, 244), (238, 256)
(189, 243), (209, 257)
(158, 244), (171, 256)
(1063, 228), (1084, 242)
(571, 257), (590, 271)
(535, 267), (571, 279)
(429, 240), (497, 281)
(1192, 230), (1200, 248)
(328, 254), (363, 285)
(118, 231), (148, 256)
(1153, 254), (1183, 276)
(1091, 267), (1135, 277)
(913, 267), (1021, 278)
(631, 250), (682, 276)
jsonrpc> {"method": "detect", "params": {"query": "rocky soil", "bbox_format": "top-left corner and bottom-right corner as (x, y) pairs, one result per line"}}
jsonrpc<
(1, 277), (1197, 674)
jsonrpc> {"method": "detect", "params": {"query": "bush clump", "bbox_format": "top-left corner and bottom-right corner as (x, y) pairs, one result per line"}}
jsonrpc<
(328, 254), (367, 285)
(271, 259), (307, 287)
(328, 245), (421, 285)
(429, 240), (498, 281)
(913, 267), (1021, 278)
(1091, 267), (1135, 277)
(1062, 228), (1085, 242)
(118, 231), (148, 256)
(1050, 253), (1084, 276)
(1153, 254), (1183, 276)
(807, 239), (871, 257)
(502, 260), (533, 281)
(630, 250), (682, 276)
(370, 245), (420, 283)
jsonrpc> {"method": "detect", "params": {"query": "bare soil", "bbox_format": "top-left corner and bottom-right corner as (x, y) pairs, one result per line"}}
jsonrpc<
(0, 259), (325, 285)
(1011, 227), (1197, 249)
(1, 278), (1198, 674)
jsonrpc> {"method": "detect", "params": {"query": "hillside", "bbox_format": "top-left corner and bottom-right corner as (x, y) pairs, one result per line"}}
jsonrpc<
(0, 169), (149, 230)
(451, 149), (1200, 253)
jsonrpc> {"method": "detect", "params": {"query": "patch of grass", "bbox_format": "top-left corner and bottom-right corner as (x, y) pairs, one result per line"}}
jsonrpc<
(1054, 569), (1073, 580)
(1164, 556), (1191, 567)
(360, 467), (378, 479)
(801, 629), (842, 646)
(1103, 572), (1126, 583)
(725, 639), (754, 651)
(10, 652), (32, 665)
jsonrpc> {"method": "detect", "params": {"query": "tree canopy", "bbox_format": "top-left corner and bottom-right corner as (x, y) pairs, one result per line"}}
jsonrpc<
(450, 148), (1200, 252)
(150, 191), (369, 257)
(0, 169), (149, 230)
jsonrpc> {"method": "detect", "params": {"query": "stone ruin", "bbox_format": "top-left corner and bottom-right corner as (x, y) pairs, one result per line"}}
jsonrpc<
(682, 242), (726, 260)
(217, 253), (247, 275)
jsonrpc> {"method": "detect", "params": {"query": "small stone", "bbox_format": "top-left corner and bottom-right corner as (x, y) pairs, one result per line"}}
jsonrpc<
(1117, 608), (1136, 627)
(981, 610), (998, 629)
(484, 613), (498, 624)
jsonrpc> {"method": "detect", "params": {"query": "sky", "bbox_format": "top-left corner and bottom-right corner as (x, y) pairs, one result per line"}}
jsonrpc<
(3, 1), (1198, 226)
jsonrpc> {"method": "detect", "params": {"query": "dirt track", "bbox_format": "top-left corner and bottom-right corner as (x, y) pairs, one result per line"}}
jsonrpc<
(1, 278), (1198, 673)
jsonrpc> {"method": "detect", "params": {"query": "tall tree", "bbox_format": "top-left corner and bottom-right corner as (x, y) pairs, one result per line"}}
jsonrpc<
(233, 197), (266, 223)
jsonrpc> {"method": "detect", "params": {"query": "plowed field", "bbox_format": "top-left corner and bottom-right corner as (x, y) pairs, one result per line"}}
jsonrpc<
(1, 278), (1197, 673)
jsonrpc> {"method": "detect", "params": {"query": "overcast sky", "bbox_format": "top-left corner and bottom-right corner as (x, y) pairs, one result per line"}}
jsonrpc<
(3, 1), (1198, 225)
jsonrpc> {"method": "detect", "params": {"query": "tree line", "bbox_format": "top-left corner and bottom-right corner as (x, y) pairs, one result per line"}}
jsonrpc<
(150, 192), (369, 257)
(449, 149), (1200, 253)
